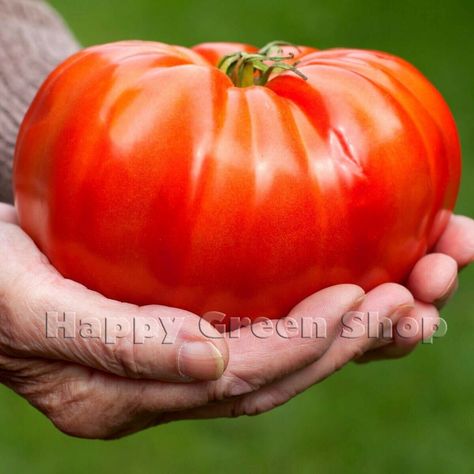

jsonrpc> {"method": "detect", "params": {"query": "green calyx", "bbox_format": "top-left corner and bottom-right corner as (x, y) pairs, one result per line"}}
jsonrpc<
(217, 40), (308, 87)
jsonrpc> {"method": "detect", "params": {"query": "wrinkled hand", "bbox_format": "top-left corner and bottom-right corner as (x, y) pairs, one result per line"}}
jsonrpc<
(0, 203), (473, 439)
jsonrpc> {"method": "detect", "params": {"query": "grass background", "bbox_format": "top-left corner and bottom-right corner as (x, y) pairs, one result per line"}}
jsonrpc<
(1, 0), (473, 472)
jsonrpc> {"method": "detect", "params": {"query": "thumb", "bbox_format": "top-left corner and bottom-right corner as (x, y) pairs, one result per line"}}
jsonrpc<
(0, 219), (228, 382)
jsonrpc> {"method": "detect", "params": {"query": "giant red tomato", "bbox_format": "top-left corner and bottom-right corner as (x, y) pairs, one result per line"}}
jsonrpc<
(14, 41), (461, 320)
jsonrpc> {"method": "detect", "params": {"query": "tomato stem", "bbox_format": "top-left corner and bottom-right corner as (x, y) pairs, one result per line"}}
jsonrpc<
(218, 41), (307, 87)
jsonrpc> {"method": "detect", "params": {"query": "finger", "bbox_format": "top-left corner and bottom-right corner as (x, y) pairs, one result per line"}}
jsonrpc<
(222, 283), (414, 415)
(205, 284), (365, 400)
(161, 284), (416, 422)
(407, 253), (458, 308)
(356, 300), (440, 363)
(0, 203), (18, 224)
(0, 222), (228, 382)
(435, 215), (474, 268)
(139, 285), (367, 423)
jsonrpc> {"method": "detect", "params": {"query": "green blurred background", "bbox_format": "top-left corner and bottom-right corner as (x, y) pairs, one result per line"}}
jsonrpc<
(1, 0), (473, 472)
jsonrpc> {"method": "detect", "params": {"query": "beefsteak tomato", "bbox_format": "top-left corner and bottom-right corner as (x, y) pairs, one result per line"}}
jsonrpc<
(14, 41), (461, 320)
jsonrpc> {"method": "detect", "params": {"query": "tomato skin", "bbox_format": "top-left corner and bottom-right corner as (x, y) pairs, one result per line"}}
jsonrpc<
(14, 41), (461, 320)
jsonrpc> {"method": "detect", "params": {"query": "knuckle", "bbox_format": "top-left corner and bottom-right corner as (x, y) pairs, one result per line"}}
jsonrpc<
(106, 329), (173, 380)
(331, 343), (366, 373)
(343, 284), (365, 297)
(38, 377), (110, 439)
(235, 388), (292, 417)
(107, 335), (142, 378)
(0, 271), (58, 353)
(36, 376), (90, 418)
(349, 344), (366, 361)
(47, 379), (141, 440)
(342, 339), (368, 365)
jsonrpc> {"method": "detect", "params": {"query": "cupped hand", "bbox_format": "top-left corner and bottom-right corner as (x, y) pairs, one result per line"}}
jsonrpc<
(0, 203), (472, 439)
(356, 214), (474, 363)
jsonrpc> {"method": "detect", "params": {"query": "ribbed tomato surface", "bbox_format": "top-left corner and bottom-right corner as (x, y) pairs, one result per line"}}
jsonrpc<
(14, 41), (461, 319)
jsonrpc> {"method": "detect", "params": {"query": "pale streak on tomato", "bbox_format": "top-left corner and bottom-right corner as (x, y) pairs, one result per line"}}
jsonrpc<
(14, 41), (461, 320)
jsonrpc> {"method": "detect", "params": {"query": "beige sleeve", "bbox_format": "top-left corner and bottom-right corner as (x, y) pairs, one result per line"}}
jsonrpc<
(0, 0), (80, 203)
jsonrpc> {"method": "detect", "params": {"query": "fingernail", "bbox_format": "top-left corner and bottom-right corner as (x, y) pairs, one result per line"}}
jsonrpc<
(370, 305), (414, 350)
(434, 276), (459, 309)
(178, 341), (225, 380)
(390, 304), (415, 322)
(349, 294), (366, 311)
